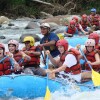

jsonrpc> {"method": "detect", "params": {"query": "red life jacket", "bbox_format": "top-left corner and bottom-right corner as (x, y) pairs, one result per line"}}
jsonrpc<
(67, 26), (76, 34)
(89, 14), (99, 26)
(22, 46), (40, 66)
(95, 45), (100, 50)
(13, 51), (23, 67)
(75, 23), (80, 31)
(60, 48), (81, 75)
(85, 51), (100, 71)
(80, 20), (89, 30)
(0, 56), (12, 76)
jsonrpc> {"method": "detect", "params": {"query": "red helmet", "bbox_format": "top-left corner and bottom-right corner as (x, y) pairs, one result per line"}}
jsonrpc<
(82, 14), (87, 19)
(0, 43), (5, 51)
(56, 39), (68, 50)
(70, 20), (75, 25)
(72, 16), (79, 22)
(88, 32), (99, 45)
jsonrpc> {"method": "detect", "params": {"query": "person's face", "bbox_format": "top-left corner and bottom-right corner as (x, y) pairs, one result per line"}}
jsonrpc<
(8, 44), (16, 53)
(24, 41), (31, 49)
(86, 46), (94, 52)
(91, 11), (96, 15)
(0, 48), (4, 57)
(70, 24), (75, 28)
(40, 27), (49, 35)
(58, 46), (65, 54)
(83, 17), (87, 21)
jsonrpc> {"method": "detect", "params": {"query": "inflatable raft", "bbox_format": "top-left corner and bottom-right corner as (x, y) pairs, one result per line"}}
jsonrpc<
(0, 74), (99, 99)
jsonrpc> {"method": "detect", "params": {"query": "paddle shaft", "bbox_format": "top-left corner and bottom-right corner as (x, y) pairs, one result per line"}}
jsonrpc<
(79, 48), (92, 70)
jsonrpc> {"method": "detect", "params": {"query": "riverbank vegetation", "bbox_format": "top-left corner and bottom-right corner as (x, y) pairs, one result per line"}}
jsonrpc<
(0, 0), (99, 18)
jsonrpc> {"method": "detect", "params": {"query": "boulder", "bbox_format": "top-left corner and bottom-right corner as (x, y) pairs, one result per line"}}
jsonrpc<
(0, 16), (10, 24)
(19, 34), (41, 43)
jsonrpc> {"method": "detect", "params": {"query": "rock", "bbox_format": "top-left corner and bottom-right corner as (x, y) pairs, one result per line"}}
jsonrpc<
(41, 15), (81, 25)
(25, 21), (40, 29)
(40, 11), (53, 19)
(0, 36), (6, 39)
(0, 16), (10, 24)
(19, 34), (41, 43)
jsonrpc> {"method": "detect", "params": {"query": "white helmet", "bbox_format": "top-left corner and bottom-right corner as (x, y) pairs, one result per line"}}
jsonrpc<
(85, 39), (95, 47)
(8, 40), (19, 50)
(40, 23), (50, 28)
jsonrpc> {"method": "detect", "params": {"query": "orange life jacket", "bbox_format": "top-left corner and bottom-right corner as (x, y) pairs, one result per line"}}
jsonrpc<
(67, 26), (76, 34)
(89, 14), (99, 26)
(22, 46), (40, 66)
(80, 20), (89, 30)
(0, 56), (12, 76)
(60, 48), (81, 75)
(85, 50), (100, 71)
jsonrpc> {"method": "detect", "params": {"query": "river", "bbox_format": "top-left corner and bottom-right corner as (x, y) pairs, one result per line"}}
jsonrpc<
(0, 19), (100, 100)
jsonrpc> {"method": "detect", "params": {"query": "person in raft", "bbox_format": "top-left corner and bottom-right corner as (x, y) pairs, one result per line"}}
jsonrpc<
(46, 39), (100, 82)
(0, 43), (20, 76)
(46, 39), (82, 82)
(80, 14), (92, 32)
(7, 39), (31, 74)
(88, 32), (100, 52)
(72, 16), (89, 35)
(88, 8), (100, 30)
(22, 36), (46, 76)
(38, 23), (60, 59)
(64, 20), (79, 37)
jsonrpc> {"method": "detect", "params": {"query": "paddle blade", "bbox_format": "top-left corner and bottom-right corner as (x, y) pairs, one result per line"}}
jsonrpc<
(44, 86), (51, 100)
(92, 69), (100, 86)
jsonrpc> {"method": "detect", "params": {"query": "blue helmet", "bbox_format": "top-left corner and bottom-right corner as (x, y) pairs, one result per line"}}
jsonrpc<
(91, 8), (96, 12)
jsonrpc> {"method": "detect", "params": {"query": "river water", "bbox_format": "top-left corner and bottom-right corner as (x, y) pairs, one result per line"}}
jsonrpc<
(0, 19), (100, 100)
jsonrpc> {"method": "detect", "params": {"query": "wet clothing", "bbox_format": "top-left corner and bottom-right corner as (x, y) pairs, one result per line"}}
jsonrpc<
(40, 32), (60, 57)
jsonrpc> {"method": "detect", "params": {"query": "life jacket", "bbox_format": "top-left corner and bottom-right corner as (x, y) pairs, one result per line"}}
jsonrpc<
(75, 23), (80, 31)
(95, 44), (100, 50)
(0, 56), (12, 76)
(60, 48), (81, 75)
(80, 20), (89, 30)
(13, 51), (23, 67)
(85, 50), (100, 71)
(22, 46), (40, 66)
(89, 14), (99, 26)
(67, 26), (76, 34)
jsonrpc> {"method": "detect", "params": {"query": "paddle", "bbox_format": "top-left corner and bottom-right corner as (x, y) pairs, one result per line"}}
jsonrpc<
(44, 54), (51, 100)
(79, 48), (100, 86)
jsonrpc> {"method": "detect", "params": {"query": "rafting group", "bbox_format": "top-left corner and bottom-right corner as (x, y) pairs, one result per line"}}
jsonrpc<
(0, 8), (100, 83)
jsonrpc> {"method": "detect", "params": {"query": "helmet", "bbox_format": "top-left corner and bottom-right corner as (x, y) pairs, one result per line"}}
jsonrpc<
(23, 36), (35, 46)
(72, 16), (79, 22)
(88, 32), (99, 45)
(91, 8), (96, 12)
(0, 43), (5, 51)
(8, 40), (19, 50)
(82, 14), (87, 19)
(40, 23), (50, 28)
(85, 39), (95, 47)
(70, 20), (75, 25)
(56, 39), (68, 50)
